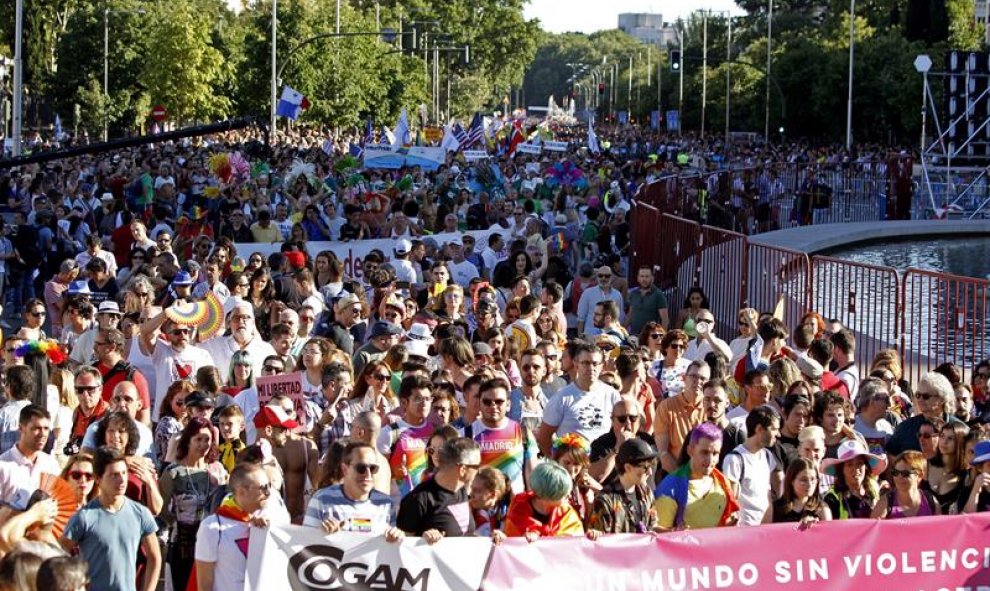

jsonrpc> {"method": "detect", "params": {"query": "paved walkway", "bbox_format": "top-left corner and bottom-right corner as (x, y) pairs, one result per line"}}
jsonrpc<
(749, 219), (990, 254)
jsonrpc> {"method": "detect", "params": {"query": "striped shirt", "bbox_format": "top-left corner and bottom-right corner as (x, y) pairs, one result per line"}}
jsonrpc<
(467, 418), (536, 494)
(303, 484), (395, 534)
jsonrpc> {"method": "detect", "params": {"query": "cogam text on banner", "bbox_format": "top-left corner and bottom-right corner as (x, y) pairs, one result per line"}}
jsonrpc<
(245, 526), (490, 591)
(483, 513), (990, 591)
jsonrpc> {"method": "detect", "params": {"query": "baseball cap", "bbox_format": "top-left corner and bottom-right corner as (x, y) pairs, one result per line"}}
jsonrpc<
(370, 321), (403, 339)
(394, 239), (413, 256)
(472, 342), (494, 357)
(67, 280), (92, 295)
(100, 192), (114, 202)
(184, 391), (217, 409)
(172, 271), (194, 286)
(615, 438), (657, 467)
(253, 405), (299, 430)
(97, 301), (123, 316)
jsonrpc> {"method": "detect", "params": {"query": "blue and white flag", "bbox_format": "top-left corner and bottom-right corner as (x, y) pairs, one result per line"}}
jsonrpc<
(588, 118), (600, 154)
(440, 122), (460, 152)
(276, 86), (309, 120)
(321, 139), (334, 155)
(54, 115), (64, 141)
(382, 125), (396, 146)
(392, 108), (411, 150)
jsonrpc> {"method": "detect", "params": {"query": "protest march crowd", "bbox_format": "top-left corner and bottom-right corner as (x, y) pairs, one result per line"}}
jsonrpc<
(0, 120), (976, 591)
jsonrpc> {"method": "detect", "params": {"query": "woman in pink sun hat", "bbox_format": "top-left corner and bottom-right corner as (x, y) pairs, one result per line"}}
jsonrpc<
(821, 438), (887, 519)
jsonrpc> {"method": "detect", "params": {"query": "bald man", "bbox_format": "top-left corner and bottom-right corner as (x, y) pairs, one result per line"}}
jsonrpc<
(351, 411), (392, 495)
(81, 381), (156, 460)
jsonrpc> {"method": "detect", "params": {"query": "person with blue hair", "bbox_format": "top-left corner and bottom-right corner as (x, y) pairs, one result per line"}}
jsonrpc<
(504, 461), (599, 541)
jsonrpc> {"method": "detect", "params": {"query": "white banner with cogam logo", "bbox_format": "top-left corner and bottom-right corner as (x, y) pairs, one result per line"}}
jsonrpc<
(245, 526), (491, 591)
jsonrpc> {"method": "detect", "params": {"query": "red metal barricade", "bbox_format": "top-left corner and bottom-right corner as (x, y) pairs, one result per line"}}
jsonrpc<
(629, 203), (662, 282)
(810, 256), (901, 379)
(746, 243), (812, 334)
(698, 224), (748, 341)
(900, 268), (990, 386)
(656, 214), (702, 299)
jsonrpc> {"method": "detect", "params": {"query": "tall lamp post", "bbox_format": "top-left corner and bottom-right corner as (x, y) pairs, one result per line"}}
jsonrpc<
(846, 0), (855, 150)
(104, 7), (146, 142)
(12, 0), (22, 155)
(765, 0), (773, 140)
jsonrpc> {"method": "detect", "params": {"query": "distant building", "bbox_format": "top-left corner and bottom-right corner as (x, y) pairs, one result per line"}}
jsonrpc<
(978, 0), (990, 45)
(617, 13), (680, 47)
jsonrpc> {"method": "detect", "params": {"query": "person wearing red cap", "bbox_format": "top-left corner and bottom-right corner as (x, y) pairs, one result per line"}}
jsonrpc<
(254, 401), (319, 525)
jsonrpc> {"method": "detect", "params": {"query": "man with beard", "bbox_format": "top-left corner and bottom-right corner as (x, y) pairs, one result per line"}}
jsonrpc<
(721, 406), (782, 526)
(466, 378), (538, 494)
(140, 308), (213, 422)
(655, 360), (710, 475)
(700, 380), (747, 469)
(589, 398), (657, 485)
(509, 349), (549, 438)
(201, 302), (276, 378)
(255, 402), (319, 525)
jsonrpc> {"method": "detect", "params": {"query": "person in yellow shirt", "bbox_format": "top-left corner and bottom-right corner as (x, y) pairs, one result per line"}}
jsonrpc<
(250, 208), (283, 243)
(654, 422), (739, 531)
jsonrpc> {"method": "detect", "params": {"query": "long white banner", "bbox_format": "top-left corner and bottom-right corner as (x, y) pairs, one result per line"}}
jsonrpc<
(245, 526), (491, 591)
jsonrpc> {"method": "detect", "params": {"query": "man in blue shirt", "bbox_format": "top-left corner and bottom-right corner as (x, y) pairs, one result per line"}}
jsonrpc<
(62, 446), (160, 591)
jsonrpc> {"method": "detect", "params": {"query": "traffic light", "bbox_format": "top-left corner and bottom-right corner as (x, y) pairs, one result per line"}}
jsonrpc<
(670, 50), (681, 72)
(597, 83), (605, 95)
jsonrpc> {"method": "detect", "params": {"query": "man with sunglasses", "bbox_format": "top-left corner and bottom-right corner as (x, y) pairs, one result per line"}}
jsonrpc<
(465, 378), (537, 494)
(576, 265), (624, 337)
(303, 441), (402, 541)
(590, 398), (657, 485)
(139, 307), (212, 422)
(397, 437), (480, 543)
(323, 293), (364, 355)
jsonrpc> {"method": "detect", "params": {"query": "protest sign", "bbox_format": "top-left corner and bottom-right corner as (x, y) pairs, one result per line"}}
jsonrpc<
(515, 143), (541, 155)
(542, 140), (569, 152)
(255, 371), (305, 417)
(246, 527), (490, 591)
(463, 150), (490, 161)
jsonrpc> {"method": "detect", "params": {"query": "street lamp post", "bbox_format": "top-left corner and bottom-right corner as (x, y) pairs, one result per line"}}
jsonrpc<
(701, 10), (708, 138)
(104, 8), (145, 142)
(765, 0), (773, 140)
(271, 0), (277, 140)
(846, 0), (855, 150)
(12, 0), (23, 155)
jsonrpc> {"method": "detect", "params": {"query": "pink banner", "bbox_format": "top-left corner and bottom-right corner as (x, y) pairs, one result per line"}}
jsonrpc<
(483, 514), (990, 591)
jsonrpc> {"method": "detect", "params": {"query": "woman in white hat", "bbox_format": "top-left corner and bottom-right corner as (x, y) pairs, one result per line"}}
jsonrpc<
(821, 439), (887, 519)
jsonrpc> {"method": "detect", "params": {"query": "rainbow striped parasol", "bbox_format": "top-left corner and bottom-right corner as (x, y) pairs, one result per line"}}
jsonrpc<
(165, 290), (224, 340)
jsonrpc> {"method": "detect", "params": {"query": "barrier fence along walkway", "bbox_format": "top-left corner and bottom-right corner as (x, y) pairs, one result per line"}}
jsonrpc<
(631, 211), (990, 384)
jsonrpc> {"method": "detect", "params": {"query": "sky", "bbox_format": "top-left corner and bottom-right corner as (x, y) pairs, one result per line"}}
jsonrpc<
(522, 0), (745, 34)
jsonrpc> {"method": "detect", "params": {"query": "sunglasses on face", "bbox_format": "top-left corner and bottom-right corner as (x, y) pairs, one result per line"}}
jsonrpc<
(916, 393), (938, 402)
(891, 469), (917, 478)
(75, 385), (100, 393)
(369, 373), (390, 382)
(481, 398), (506, 407)
(614, 414), (640, 424)
(68, 470), (95, 481)
(352, 463), (380, 475)
(171, 328), (191, 336)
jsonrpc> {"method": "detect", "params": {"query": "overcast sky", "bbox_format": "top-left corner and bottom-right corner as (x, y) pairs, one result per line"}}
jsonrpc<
(522, 0), (745, 34)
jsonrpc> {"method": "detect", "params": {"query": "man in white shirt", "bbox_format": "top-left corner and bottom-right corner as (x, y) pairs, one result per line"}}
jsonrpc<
(390, 239), (418, 285)
(0, 404), (60, 509)
(536, 343), (622, 456)
(445, 238), (479, 288)
(201, 302), (277, 379)
(721, 406), (783, 526)
(139, 306), (214, 421)
(683, 309), (733, 363)
(195, 463), (289, 591)
(481, 233), (503, 281)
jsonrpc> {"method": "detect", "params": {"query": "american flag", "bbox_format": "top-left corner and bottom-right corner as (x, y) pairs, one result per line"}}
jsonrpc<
(452, 123), (469, 147)
(465, 112), (484, 148)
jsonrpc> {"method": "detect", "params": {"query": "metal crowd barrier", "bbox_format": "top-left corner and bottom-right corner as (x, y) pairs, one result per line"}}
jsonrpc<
(632, 209), (990, 381)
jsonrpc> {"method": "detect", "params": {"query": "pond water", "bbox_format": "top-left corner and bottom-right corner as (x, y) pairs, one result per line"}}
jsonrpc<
(826, 236), (990, 280)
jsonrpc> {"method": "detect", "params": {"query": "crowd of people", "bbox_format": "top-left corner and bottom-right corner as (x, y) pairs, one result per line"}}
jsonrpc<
(0, 123), (968, 591)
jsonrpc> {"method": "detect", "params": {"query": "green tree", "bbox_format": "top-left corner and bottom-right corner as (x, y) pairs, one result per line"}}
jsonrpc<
(141, 0), (234, 124)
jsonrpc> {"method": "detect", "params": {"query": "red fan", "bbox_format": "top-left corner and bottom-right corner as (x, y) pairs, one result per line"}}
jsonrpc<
(36, 473), (79, 538)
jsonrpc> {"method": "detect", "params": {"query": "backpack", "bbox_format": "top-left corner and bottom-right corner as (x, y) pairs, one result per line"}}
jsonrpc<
(725, 447), (773, 487)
